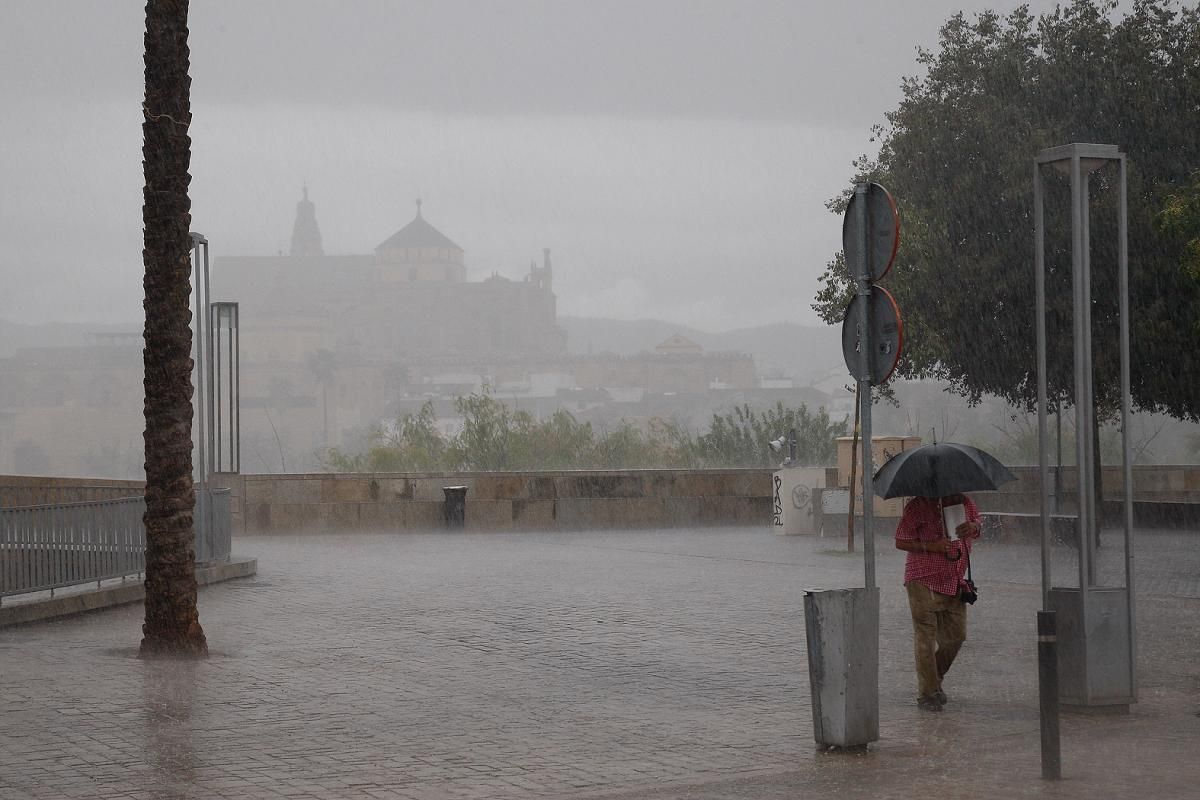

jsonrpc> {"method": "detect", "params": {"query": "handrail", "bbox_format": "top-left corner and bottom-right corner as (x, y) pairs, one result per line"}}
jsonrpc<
(0, 488), (231, 603)
(0, 496), (146, 601)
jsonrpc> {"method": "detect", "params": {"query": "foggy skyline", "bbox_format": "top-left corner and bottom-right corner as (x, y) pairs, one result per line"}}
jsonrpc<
(2, 0), (1066, 331)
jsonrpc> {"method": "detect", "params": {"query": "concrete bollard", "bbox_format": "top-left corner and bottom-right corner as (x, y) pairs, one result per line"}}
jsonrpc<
(803, 587), (879, 748)
(1038, 610), (1061, 780)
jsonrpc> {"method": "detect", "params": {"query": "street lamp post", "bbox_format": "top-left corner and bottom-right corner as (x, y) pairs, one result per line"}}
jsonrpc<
(1033, 143), (1135, 712)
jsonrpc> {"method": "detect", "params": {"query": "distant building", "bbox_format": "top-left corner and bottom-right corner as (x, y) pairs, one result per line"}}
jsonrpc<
(0, 192), (769, 476)
(653, 334), (703, 356)
(216, 193), (566, 365)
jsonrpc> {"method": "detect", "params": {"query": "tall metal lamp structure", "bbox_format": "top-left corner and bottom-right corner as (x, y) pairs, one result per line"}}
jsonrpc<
(1033, 143), (1135, 711)
(190, 233), (215, 555)
(209, 301), (240, 474)
(190, 235), (242, 564)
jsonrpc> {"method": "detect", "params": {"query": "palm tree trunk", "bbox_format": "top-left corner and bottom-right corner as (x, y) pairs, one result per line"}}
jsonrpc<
(140, 0), (207, 658)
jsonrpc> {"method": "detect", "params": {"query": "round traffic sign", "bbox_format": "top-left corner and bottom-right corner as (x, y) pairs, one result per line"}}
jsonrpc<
(841, 286), (903, 385)
(842, 183), (900, 281)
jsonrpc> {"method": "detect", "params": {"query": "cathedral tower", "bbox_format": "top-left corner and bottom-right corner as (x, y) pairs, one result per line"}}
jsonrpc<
(289, 185), (324, 257)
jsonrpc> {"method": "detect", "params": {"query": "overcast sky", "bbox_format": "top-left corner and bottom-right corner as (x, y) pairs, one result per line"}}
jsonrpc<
(0, 0), (1067, 332)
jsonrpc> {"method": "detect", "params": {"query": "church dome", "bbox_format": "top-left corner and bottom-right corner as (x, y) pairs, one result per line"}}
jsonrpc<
(376, 200), (462, 254)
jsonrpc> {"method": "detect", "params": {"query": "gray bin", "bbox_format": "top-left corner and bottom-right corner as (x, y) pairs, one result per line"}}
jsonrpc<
(803, 587), (879, 747)
(443, 486), (467, 529)
(1046, 587), (1133, 709)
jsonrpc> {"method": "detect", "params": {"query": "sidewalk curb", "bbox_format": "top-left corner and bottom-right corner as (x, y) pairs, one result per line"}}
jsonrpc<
(0, 556), (257, 628)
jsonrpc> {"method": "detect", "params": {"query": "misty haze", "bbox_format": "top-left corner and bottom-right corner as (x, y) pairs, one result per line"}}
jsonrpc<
(2, 1), (1199, 799)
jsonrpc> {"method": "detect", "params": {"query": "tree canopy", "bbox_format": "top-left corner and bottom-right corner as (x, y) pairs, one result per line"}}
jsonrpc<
(813, 0), (1200, 421)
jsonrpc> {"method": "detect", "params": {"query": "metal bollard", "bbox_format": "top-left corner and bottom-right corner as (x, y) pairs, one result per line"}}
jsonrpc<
(443, 486), (467, 529)
(1038, 610), (1061, 780)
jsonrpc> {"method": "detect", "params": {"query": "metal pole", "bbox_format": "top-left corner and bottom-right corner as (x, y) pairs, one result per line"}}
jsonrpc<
(213, 305), (222, 471)
(1080, 171), (1098, 582)
(847, 385), (860, 553)
(1055, 402), (1063, 515)
(1068, 157), (1090, 593)
(190, 234), (208, 552)
(1118, 155), (1137, 697)
(203, 245), (215, 545)
(224, 309), (231, 469)
(855, 183), (876, 591)
(1034, 162), (1051, 606)
(233, 305), (241, 472)
(1038, 611), (1062, 780)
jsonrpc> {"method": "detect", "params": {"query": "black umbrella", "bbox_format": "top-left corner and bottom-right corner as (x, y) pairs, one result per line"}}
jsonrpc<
(872, 442), (1016, 499)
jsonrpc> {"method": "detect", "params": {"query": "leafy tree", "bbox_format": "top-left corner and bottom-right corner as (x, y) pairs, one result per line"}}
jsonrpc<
(320, 395), (845, 471)
(139, 0), (207, 657)
(448, 391), (519, 470)
(813, 0), (1200, 422)
(589, 419), (692, 469)
(1157, 169), (1200, 289)
(324, 400), (448, 472)
(696, 402), (848, 467)
(391, 401), (449, 468)
(514, 409), (597, 470)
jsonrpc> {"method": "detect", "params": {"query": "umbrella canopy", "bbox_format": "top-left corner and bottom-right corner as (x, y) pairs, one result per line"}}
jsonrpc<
(872, 442), (1016, 500)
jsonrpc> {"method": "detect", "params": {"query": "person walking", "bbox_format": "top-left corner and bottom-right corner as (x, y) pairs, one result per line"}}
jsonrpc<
(894, 492), (982, 711)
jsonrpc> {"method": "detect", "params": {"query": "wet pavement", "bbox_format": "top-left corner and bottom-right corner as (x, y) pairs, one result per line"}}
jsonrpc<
(2, 527), (1198, 799)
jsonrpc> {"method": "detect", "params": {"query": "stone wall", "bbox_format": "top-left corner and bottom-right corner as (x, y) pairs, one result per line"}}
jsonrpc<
(0, 475), (144, 507)
(5, 464), (1198, 536)
(219, 470), (772, 534)
(971, 464), (1200, 514)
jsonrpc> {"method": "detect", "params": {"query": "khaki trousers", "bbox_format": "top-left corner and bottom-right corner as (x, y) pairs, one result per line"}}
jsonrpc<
(905, 581), (967, 699)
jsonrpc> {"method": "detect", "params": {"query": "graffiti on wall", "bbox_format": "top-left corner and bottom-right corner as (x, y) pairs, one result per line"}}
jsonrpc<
(773, 473), (784, 527)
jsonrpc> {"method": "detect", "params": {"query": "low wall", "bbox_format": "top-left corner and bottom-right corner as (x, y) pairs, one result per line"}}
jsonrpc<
(972, 465), (1200, 516)
(223, 470), (773, 534)
(0, 476), (144, 507)
(5, 465), (1198, 536)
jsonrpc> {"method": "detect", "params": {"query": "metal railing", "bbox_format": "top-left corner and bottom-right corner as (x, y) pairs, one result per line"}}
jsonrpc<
(1, 496), (146, 602)
(0, 485), (142, 508)
(0, 488), (231, 604)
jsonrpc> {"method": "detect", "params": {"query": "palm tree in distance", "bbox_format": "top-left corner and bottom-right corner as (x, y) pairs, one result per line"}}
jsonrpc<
(139, 0), (207, 658)
(306, 348), (337, 449)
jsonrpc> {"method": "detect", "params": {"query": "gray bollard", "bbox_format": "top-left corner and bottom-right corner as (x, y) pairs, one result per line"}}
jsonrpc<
(1038, 610), (1061, 780)
(803, 587), (879, 749)
(443, 486), (467, 529)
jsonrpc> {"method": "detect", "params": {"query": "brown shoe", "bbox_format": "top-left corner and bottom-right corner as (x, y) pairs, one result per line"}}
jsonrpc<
(934, 689), (948, 705)
(918, 695), (944, 712)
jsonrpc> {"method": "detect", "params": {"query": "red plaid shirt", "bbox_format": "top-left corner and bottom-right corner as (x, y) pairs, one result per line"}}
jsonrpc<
(895, 495), (980, 596)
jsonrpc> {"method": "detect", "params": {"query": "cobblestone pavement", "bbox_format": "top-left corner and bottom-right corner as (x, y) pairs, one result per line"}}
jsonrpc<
(2, 527), (1198, 800)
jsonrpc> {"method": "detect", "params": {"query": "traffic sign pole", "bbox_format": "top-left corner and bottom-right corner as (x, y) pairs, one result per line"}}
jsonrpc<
(855, 183), (876, 591)
(805, 180), (898, 749)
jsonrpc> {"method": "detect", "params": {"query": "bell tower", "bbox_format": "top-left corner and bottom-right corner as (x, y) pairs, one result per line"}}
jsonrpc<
(289, 184), (324, 257)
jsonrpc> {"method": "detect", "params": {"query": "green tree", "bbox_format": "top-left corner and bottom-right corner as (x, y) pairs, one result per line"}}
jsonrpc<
(322, 400), (448, 472)
(1157, 169), (1200, 290)
(590, 419), (692, 469)
(139, 0), (207, 657)
(448, 391), (518, 470)
(813, 0), (1200, 421)
(515, 409), (596, 470)
(321, 395), (845, 472)
(696, 402), (847, 467)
